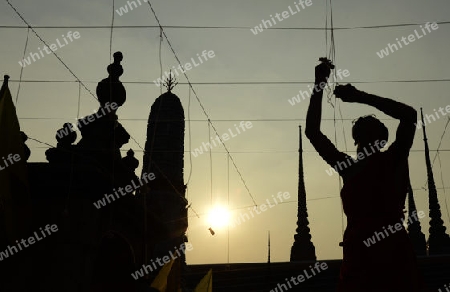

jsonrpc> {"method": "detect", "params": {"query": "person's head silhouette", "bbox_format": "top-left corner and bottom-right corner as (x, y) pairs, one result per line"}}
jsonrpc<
(352, 115), (388, 153)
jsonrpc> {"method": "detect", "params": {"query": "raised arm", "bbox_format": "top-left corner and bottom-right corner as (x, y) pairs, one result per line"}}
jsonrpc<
(334, 84), (417, 158)
(305, 61), (348, 169)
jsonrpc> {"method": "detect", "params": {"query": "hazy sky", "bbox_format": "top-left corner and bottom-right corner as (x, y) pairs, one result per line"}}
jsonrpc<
(1, 0), (449, 265)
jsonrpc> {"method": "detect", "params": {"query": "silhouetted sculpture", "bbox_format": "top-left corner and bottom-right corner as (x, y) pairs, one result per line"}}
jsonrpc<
(305, 60), (425, 291)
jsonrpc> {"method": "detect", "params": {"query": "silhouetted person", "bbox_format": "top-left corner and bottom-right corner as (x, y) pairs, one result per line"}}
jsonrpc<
(305, 60), (425, 291)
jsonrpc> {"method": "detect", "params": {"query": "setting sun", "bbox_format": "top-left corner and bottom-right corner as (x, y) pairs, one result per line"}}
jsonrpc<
(207, 206), (230, 229)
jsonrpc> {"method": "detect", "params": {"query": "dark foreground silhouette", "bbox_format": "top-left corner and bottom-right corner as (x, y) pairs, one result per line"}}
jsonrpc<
(305, 60), (426, 291)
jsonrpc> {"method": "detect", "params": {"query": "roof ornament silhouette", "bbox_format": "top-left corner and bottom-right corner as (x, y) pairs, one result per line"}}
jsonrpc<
(162, 70), (178, 93)
(96, 51), (126, 107)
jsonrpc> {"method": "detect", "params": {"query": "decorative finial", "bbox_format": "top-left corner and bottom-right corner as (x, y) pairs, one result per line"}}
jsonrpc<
(96, 51), (126, 107)
(3, 75), (10, 87)
(113, 51), (123, 63)
(162, 70), (178, 93)
(107, 51), (124, 80)
(56, 123), (77, 145)
(122, 148), (139, 172)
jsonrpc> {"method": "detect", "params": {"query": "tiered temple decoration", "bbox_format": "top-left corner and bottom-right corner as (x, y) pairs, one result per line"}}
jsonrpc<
(407, 182), (427, 256)
(290, 126), (316, 261)
(45, 51), (136, 187)
(420, 108), (450, 255)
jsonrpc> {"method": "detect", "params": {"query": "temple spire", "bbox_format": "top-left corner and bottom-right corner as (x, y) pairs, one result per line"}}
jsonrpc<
(406, 178), (427, 256)
(290, 126), (316, 261)
(420, 108), (450, 255)
(268, 231), (271, 264)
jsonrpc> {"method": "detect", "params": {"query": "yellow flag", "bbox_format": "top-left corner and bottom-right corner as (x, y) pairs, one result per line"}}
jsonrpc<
(150, 259), (175, 292)
(0, 76), (31, 242)
(194, 269), (212, 292)
(167, 256), (181, 292)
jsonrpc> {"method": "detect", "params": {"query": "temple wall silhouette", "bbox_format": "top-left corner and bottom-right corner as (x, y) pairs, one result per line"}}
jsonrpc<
(0, 53), (187, 291)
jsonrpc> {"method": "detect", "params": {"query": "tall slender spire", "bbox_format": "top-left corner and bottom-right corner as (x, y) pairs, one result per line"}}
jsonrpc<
(420, 108), (450, 255)
(268, 231), (271, 264)
(406, 177), (427, 256)
(290, 126), (316, 261)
